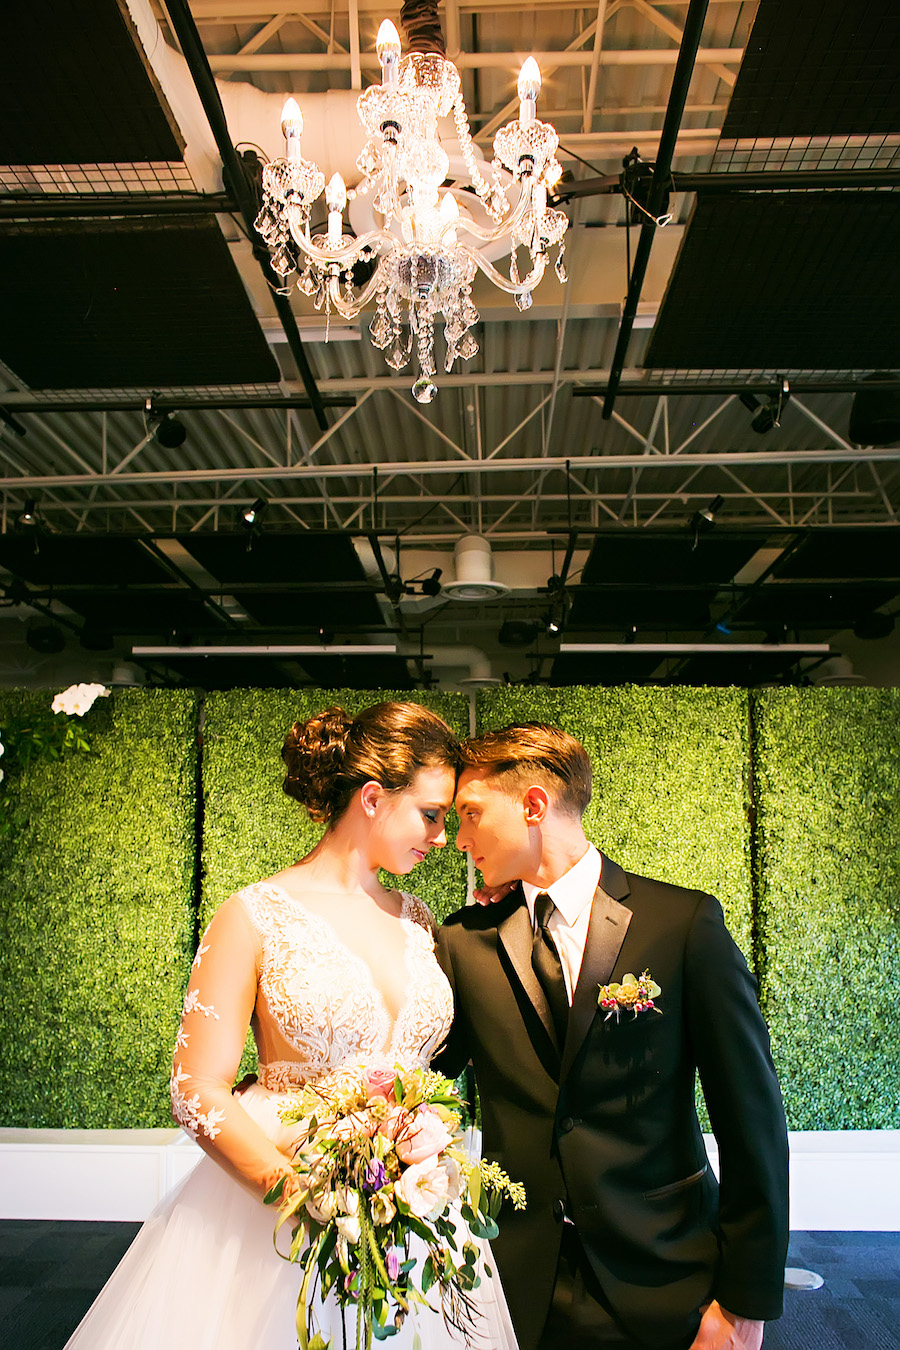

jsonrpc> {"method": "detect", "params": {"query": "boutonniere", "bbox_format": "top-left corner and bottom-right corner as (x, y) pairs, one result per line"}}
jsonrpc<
(598, 970), (662, 1021)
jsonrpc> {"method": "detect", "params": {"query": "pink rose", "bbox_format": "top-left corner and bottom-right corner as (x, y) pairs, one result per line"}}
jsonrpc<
(366, 1067), (397, 1100)
(378, 1103), (410, 1144)
(393, 1105), (454, 1166)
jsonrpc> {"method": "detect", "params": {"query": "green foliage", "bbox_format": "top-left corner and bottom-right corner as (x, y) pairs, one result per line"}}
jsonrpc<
(753, 689), (900, 1129)
(477, 686), (754, 959)
(1, 683), (896, 1132)
(0, 689), (199, 1127)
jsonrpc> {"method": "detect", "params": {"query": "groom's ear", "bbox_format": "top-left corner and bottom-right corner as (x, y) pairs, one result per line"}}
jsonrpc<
(522, 784), (551, 825)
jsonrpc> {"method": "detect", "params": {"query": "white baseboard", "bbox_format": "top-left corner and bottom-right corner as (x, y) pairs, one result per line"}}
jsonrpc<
(0, 1128), (898, 1230)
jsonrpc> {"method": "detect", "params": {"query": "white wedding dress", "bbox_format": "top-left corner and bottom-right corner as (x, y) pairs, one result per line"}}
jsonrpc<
(64, 882), (518, 1350)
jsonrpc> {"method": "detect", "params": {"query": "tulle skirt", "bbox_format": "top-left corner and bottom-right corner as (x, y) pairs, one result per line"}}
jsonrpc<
(64, 1084), (518, 1350)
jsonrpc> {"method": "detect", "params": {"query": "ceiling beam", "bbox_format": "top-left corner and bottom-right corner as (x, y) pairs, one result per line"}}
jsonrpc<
(3, 447), (900, 493)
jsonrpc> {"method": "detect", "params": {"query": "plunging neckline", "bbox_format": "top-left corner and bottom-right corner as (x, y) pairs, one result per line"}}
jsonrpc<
(262, 880), (416, 1055)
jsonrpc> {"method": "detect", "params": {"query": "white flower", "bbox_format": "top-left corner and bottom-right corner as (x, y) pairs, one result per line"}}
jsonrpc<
(371, 1189), (397, 1225)
(0, 739), (5, 756)
(305, 1189), (339, 1224)
(335, 1212), (361, 1244)
(396, 1155), (460, 1221)
(51, 683), (109, 717)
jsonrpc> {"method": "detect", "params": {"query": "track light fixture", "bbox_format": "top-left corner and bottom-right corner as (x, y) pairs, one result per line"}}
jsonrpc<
(740, 378), (790, 435)
(690, 494), (724, 551)
(240, 498), (267, 529)
(146, 396), (188, 448)
(18, 498), (38, 527)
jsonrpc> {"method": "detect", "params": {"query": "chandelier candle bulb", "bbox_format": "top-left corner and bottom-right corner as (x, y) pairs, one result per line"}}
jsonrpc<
(439, 191), (460, 245)
(517, 57), (541, 124)
(376, 19), (401, 85)
(326, 172), (347, 245)
(280, 96), (303, 160)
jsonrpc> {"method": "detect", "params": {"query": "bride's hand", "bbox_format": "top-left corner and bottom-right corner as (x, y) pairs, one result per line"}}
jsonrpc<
(472, 880), (518, 907)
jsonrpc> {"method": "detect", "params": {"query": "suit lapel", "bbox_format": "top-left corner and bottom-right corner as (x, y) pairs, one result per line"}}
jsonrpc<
(560, 855), (633, 1080)
(497, 890), (559, 1052)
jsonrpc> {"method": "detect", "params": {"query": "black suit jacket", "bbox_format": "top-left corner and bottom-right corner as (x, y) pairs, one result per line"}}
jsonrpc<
(435, 855), (789, 1350)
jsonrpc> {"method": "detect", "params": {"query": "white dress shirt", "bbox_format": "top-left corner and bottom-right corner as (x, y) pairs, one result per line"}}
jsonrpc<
(522, 844), (602, 1003)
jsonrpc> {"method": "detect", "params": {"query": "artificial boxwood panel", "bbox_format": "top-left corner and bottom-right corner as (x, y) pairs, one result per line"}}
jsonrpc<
(200, 690), (470, 929)
(753, 689), (900, 1129)
(476, 686), (754, 960)
(0, 689), (199, 1128)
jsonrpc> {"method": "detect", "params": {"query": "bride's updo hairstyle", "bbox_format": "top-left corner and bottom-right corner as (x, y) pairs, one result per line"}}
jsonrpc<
(282, 701), (460, 825)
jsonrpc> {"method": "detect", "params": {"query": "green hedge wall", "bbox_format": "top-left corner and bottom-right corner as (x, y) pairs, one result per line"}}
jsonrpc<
(0, 690), (199, 1128)
(753, 689), (900, 1129)
(477, 686), (754, 961)
(1, 684), (897, 1132)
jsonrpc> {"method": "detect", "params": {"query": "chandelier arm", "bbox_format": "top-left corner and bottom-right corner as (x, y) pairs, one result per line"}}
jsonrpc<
(450, 181), (535, 245)
(326, 260), (391, 319)
(466, 247), (548, 296)
(288, 222), (395, 269)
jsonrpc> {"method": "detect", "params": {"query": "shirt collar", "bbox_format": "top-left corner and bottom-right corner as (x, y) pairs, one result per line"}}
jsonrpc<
(522, 843), (602, 926)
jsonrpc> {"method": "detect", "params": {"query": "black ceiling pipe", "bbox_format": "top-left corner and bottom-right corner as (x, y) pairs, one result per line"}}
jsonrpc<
(0, 193), (237, 219)
(553, 167), (900, 205)
(162, 0), (330, 431)
(601, 0), (709, 421)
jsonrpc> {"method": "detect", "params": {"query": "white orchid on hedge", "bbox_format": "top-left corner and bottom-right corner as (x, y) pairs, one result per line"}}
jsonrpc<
(51, 683), (109, 718)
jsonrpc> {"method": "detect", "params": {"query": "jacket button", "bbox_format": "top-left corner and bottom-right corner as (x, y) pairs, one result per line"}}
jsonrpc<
(559, 1115), (575, 1133)
(553, 1199), (566, 1221)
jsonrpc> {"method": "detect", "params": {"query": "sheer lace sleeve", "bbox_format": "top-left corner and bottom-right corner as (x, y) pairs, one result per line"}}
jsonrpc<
(170, 893), (294, 1197)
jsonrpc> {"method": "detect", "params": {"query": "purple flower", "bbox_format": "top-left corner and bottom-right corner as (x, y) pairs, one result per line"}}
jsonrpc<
(386, 1249), (400, 1283)
(363, 1158), (387, 1194)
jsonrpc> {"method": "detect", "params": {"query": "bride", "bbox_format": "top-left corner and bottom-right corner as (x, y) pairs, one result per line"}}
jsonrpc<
(64, 700), (518, 1350)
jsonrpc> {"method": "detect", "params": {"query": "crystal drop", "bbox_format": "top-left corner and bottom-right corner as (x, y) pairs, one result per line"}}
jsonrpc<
(369, 311), (392, 350)
(555, 246), (568, 283)
(386, 343), (409, 371)
(458, 331), (478, 360)
(515, 290), (533, 312)
(412, 376), (438, 404)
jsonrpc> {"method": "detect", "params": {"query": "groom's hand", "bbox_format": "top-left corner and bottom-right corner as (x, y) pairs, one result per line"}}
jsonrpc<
(690, 1302), (763, 1350)
(472, 879), (518, 906)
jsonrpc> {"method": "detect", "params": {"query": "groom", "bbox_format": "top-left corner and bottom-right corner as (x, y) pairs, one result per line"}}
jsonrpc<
(435, 722), (789, 1350)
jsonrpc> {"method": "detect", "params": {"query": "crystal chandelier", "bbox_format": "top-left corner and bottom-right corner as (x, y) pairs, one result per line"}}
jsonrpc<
(254, 2), (568, 403)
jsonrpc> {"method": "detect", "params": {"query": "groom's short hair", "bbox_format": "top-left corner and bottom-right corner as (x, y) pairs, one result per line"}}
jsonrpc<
(460, 722), (592, 817)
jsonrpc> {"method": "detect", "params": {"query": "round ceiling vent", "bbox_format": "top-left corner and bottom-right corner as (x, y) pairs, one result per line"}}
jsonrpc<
(441, 535), (509, 602)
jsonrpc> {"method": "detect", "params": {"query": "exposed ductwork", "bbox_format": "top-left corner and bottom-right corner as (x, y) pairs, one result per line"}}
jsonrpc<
(441, 536), (510, 601)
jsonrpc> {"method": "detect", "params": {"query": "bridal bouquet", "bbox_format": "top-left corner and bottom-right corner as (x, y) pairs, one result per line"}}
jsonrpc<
(266, 1065), (525, 1350)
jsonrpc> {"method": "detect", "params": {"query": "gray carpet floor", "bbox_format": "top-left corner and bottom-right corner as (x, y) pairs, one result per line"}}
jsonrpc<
(0, 1221), (897, 1349)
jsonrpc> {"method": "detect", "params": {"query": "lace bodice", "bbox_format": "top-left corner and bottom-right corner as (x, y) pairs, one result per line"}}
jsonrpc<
(170, 881), (454, 1196)
(240, 882), (453, 1089)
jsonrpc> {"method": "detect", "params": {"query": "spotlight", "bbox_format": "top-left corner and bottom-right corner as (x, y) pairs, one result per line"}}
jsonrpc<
(545, 593), (570, 637)
(146, 397), (187, 448)
(852, 611), (895, 641)
(690, 495), (724, 551)
(741, 378), (790, 435)
(419, 568), (443, 598)
(240, 498), (267, 529)
(498, 619), (541, 648)
(26, 620), (66, 654)
(80, 626), (115, 651)
(154, 413), (187, 448)
(18, 498), (38, 527)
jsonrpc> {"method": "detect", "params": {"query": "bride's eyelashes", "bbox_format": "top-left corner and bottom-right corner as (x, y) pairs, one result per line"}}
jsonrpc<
(421, 809), (442, 824)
